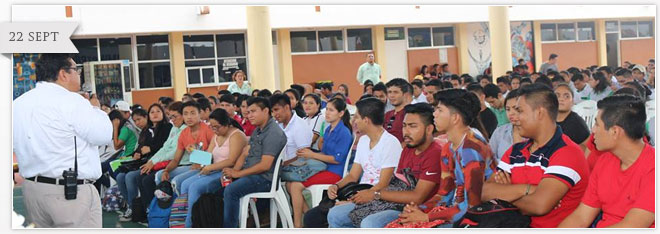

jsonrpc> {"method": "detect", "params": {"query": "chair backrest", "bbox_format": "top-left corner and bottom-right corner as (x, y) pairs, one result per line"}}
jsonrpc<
(269, 148), (286, 193)
(342, 135), (358, 177)
(572, 100), (598, 130)
(646, 100), (655, 122)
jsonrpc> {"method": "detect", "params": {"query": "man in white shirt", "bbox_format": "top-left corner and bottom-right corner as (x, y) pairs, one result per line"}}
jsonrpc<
(269, 94), (313, 165)
(326, 97), (403, 228)
(410, 79), (427, 104)
(13, 54), (113, 228)
(570, 73), (593, 104)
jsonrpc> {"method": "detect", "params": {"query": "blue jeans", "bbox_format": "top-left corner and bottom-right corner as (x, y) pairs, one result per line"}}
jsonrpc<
(116, 170), (140, 207)
(327, 202), (401, 228)
(180, 171), (224, 228)
(154, 165), (192, 193)
(222, 174), (272, 228)
(280, 158), (327, 182)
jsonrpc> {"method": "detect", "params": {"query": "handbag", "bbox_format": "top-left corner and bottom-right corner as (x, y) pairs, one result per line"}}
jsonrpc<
(116, 157), (149, 173)
(453, 199), (531, 228)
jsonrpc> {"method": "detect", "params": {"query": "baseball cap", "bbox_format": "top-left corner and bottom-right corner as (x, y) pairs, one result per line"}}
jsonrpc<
(632, 64), (646, 75)
(154, 181), (175, 209)
(115, 101), (131, 112)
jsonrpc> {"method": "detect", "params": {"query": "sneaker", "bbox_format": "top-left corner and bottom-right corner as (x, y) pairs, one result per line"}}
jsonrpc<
(119, 208), (132, 222)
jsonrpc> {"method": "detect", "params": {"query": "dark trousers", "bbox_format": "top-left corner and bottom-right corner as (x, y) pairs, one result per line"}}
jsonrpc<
(137, 171), (158, 209)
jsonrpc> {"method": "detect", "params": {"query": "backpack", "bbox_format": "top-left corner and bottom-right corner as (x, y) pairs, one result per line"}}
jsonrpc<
(191, 193), (224, 228)
(131, 197), (148, 223)
(453, 199), (531, 228)
(147, 195), (176, 228)
(102, 185), (124, 212)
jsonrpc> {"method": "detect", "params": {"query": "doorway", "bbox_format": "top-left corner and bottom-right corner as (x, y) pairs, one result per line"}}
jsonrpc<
(606, 33), (620, 69)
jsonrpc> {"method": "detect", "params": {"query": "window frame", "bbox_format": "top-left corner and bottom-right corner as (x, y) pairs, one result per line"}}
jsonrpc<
(619, 20), (655, 40)
(134, 34), (173, 90)
(183, 31), (250, 86)
(185, 65), (218, 87)
(541, 21), (597, 43)
(404, 24), (456, 50)
(290, 27), (374, 55)
(576, 21), (596, 42)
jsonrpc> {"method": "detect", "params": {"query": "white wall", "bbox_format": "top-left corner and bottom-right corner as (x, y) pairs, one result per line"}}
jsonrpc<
(11, 5), (655, 36)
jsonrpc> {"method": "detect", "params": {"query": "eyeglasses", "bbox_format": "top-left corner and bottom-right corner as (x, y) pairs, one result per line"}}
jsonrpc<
(64, 66), (82, 75)
(386, 115), (396, 130)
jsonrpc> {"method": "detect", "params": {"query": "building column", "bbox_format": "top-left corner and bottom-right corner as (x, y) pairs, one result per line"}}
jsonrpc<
(169, 32), (187, 100)
(595, 19), (608, 66)
(277, 29), (294, 89)
(488, 6), (513, 79)
(246, 6), (276, 91)
(533, 21), (543, 72)
(456, 23), (471, 75)
(373, 26), (387, 81)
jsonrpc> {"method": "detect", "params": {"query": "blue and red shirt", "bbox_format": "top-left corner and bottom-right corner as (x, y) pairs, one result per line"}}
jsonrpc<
(498, 126), (590, 228)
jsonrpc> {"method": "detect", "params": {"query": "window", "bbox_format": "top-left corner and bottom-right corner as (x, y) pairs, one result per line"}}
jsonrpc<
(291, 31), (317, 53)
(577, 22), (595, 41)
(432, 27), (454, 46)
(72, 39), (99, 64)
(318, 30), (343, 52)
(385, 27), (405, 40)
(186, 66), (216, 86)
(557, 23), (576, 41)
(621, 21), (638, 38)
(218, 58), (247, 83)
(136, 35), (171, 89)
(216, 34), (246, 58)
(347, 28), (373, 51)
(541, 23), (557, 41)
(408, 27), (432, 48)
(606, 21), (619, 33)
(100, 37), (132, 61)
(183, 35), (215, 59)
(638, 21), (653, 37)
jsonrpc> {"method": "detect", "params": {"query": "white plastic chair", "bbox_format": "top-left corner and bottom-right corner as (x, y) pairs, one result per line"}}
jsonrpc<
(239, 149), (294, 228)
(572, 100), (598, 130)
(305, 135), (357, 208)
(646, 100), (655, 122)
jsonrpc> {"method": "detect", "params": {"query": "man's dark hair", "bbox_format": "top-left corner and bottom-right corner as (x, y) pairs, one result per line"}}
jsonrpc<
(597, 95), (646, 140)
(35, 53), (75, 82)
(183, 93), (192, 98)
(218, 90), (231, 96)
(518, 83), (559, 120)
(511, 76), (522, 83)
(257, 89), (273, 98)
(373, 82), (387, 93)
(168, 101), (184, 114)
(442, 81), (453, 89)
(534, 75), (553, 89)
(504, 88), (521, 107)
(192, 92), (206, 100)
(359, 94), (374, 100)
(411, 79), (424, 89)
(182, 100), (201, 112)
(520, 77), (533, 85)
(483, 84), (501, 99)
(246, 96), (271, 114)
(613, 87), (641, 98)
(434, 89), (481, 126)
(355, 97), (385, 125)
(518, 58), (525, 63)
(290, 84), (305, 98)
(320, 82), (333, 91)
(131, 104), (143, 112)
(615, 68), (633, 78)
(496, 76), (511, 85)
(269, 94), (291, 109)
(463, 76), (475, 85)
(132, 108), (148, 118)
(196, 98), (212, 111)
(466, 83), (484, 95)
(549, 53), (558, 60)
(624, 81), (650, 102)
(479, 75), (491, 82)
(441, 64), (449, 69)
(450, 75), (461, 82)
(386, 78), (413, 95)
(235, 94), (249, 108)
(547, 70), (561, 79)
(551, 76), (565, 83)
(404, 103), (435, 127)
(597, 66), (613, 75)
(425, 79), (442, 89)
(219, 94), (236, 105)
(158, 96), (174, 107)
(363, 80), (374, 86)
(571, 73), (585, 82)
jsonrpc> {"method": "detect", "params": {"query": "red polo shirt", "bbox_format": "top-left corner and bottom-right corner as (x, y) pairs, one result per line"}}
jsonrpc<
(499, 126), (590, 228)
(582, 143), (655, 228)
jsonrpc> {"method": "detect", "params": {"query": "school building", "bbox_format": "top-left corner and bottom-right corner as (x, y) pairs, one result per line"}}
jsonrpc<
(11, 5), (655, 106)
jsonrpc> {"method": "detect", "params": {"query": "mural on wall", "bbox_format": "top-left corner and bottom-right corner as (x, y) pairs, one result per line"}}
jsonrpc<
(510, 21), (535, 73)
(467, 22), (492, 77)
(13, 53), (39, 100)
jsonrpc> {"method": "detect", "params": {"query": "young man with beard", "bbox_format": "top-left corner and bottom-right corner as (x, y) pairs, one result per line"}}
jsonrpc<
(481, 83), (590, 228)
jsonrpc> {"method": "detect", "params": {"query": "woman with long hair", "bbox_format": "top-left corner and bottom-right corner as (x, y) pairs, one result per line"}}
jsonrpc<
(337, 84), (352, 104)
(588, 72), (613, 102)
(302, 93), (326, 151)
(179, 108), (247, 227)
(290, 98), (353, 228)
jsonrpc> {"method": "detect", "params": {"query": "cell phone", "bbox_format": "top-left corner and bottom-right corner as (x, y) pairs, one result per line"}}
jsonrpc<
(62, 168), (78, 200)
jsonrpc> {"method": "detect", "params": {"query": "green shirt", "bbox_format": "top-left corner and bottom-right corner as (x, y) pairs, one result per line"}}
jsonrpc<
(150, 124), (187, 164)
(489, 106), (509, 127)
(356, 62), (381, 85)
(227, 82), (252, 95)
(118, 126), (138, 156)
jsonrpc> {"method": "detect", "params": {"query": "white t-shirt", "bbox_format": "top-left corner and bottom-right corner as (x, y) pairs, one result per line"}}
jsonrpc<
(278, 111), (313, 161)
(411, 93), (428, 104)
(304, 112), (326, 150)
(354, 131), (403, 185)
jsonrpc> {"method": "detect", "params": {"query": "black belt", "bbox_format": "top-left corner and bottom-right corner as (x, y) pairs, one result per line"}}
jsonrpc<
(26, 176), (95, 185)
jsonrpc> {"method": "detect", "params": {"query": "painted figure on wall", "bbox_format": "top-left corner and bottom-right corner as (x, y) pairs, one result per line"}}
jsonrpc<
(510, 21), (535, 73)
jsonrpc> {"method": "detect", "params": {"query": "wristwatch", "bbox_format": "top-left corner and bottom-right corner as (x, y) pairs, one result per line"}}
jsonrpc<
(374, 191), (381, 200)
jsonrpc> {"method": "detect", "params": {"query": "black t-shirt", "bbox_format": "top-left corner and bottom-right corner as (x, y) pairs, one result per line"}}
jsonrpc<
(558, 111), (590, 145)
(472, 108), (498, 139)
